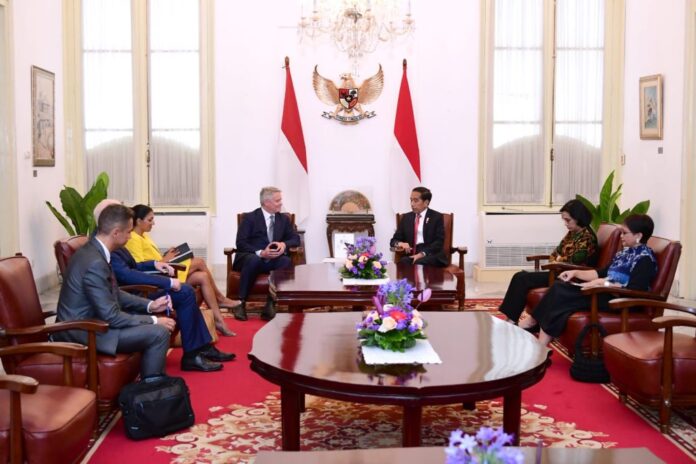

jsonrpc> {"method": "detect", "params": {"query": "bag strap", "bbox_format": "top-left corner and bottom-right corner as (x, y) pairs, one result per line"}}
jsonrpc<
(575, 323), (608, 354)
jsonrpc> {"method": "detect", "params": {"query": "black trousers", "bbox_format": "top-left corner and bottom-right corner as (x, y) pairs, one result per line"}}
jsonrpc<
(499, 271), (550, 322)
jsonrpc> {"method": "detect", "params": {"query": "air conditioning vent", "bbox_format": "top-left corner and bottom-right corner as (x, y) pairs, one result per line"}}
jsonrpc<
(485, 244), (556, 267)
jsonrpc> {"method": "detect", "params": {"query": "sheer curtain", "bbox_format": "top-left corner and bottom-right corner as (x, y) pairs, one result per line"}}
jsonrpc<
(83, 0), (135, 204)
(486, 0), (603, 205)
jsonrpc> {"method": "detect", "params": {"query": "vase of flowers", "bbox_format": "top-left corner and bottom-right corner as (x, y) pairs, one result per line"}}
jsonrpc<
(445, 427), (524, 464)
(356, 279), (431, 352)
(339, 236), (388, 280)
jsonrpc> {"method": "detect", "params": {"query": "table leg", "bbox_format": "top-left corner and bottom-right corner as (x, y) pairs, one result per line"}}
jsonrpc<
(402, 405), (422, 447)
(280, 386), (301, 451)
(503, 389), (522, 445)
(299, 393), (306, 413)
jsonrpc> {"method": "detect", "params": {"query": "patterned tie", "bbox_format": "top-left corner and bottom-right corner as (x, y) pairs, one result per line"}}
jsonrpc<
(268, 214), (275, 243)
(413, 213), (421, 250)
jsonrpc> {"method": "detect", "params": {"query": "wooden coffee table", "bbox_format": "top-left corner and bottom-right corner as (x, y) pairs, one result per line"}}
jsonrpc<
(248, 312), (550, 450)
(269, 262), (457, 312)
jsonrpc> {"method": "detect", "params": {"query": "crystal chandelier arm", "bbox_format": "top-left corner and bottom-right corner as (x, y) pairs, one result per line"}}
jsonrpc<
(357, 64), (384, 105)
(312, 66), (340, 105)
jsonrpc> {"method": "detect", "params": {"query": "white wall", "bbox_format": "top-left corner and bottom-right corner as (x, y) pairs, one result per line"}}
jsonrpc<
(12, 0), (66, 290)
(211, 0), (481, 269)
(622, 0), (686, 241)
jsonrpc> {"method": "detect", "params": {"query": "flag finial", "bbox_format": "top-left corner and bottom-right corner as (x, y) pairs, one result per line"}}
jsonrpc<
(403, 58), (407, 69)
(284, 56), (290, 68)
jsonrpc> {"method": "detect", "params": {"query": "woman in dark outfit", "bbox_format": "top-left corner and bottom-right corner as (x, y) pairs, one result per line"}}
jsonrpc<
(519, 214), (658, 346)
(500, 199), (597, 323)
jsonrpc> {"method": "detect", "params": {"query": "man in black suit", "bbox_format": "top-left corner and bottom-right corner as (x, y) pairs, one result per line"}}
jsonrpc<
(232, 186), (300, 321)
(390, 187), (448, 267)
(55, 204), (175, 378)
(112, 247), (235, 371)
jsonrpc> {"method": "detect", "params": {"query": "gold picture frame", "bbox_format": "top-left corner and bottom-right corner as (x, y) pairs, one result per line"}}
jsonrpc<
(639, 74), (663, 140)
(31, 65), (55, 166)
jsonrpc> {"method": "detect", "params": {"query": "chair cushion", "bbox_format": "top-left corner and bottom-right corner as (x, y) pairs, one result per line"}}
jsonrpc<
(604, 331), (696, 398)
(0, 385), (96, 464)
(226, 271), (270, 301)
(558, 311), (657, 356)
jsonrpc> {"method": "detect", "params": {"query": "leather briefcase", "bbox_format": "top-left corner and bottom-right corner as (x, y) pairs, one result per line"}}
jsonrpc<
(569, 323), (611, 384)
(118, 375), (195, 440)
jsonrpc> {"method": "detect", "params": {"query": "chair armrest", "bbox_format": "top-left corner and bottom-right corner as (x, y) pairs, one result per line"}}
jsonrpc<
(224, 247), (237, 275)
(449, 246), (468, 270)
(223, 247), (237, 257)
(581, 286), (660, 300)
(0, 341), (87, 358)
(42, 310), (57, 319)
(541, 263), (593, 272)
(0, 374), (39, 393)
(0, 319), (108, 337)
(652, 316), (696, 329)
(527, 254), (550, 271)
(120, 284), (160, 297)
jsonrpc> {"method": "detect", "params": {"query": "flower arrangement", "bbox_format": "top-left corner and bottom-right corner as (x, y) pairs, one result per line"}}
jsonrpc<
(356, 279), (431, 352)
(339, 236), (388, 280)
(445, 427), (524, 464)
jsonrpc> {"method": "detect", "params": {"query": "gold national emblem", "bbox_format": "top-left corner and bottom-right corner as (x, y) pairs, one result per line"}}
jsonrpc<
(312, 65), (384, 124)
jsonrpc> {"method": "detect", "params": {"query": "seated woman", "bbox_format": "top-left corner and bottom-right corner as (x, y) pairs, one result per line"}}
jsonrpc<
(520, 214), (658, 346)
(499, 199), (597, 323)
(126, 204), (237, 337)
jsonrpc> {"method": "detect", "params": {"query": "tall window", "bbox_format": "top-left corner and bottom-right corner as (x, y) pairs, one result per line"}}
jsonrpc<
(481, 0), (619, 208)
(72, 0), (211, 207)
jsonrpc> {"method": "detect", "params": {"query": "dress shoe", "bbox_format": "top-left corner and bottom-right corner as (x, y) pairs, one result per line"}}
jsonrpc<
(260, 298), (276, 321)
(200, 345), (236, 362)
(232, 302), (248, 321)
(181, 353), (223, 372)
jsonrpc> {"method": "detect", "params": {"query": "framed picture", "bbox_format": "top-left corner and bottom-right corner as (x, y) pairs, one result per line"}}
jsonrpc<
(639, 74), (663, 140)
(31, 65), (55, 166)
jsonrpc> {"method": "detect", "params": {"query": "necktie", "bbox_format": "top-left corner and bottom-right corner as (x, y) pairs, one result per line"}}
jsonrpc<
(268, 214), (275, 243)
(413, 213), (420, 250)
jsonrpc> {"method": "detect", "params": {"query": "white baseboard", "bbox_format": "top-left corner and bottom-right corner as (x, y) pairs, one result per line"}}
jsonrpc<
(473, 264), (525, 283)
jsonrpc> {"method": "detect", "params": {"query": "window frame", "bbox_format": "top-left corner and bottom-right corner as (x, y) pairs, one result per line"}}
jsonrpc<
(63, 0), (216, 212)
(477, 0), (625, 212)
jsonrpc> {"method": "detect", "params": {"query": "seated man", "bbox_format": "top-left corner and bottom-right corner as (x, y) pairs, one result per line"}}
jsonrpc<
(232, 186), (300, 321)
(112, 246), (235, 371)
(390, 186), (448, 267)
(54, 204), (175, 378)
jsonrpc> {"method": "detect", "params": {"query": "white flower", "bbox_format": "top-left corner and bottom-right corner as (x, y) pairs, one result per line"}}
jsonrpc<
(358, 255), (368, 263)
(382, 304), (394, 313)
(373, 261), (382, 269)
(344, 260), (354, 270)
(348, 254), (358, 260)
(367, 310), (380, 320)
(410, 316), (423, 330)
(411, 309), (422, 319)
(378, 316), (397, 332)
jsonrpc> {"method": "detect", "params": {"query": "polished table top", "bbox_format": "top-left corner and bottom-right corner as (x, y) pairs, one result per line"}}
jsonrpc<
(255, 446), (664, 464)
(249, 312), (549, 392)
(269, 262), (456, 302)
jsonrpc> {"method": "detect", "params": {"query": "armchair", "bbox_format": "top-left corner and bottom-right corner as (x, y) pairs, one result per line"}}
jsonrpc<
(393, 212), (468, 310)
(0, 342), (97, 464)
(560, 235), (682, 356)
(603, 298), (696, 433)
(224, 212), (305, 303)
(0, 254), (140, 412)
(524, 223), (623, 314)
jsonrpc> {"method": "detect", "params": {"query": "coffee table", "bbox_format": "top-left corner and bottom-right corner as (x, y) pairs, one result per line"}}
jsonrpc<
(248, 312), (550, 450)
(269, 262), (457, 312)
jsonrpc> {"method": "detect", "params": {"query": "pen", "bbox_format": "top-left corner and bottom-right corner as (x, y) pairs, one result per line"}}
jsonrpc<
(165, 291), (172, 317)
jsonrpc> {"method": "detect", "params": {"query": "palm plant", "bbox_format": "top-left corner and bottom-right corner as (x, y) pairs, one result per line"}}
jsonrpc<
(576, 170), (650, 231)
(46, 172), (110, 236)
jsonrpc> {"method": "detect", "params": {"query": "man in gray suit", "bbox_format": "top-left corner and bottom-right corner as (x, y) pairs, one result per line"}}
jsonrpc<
(55, 204), (176, 378)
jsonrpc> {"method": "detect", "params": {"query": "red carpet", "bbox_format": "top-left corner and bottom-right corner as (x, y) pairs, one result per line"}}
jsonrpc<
(85, 303), (695, 463)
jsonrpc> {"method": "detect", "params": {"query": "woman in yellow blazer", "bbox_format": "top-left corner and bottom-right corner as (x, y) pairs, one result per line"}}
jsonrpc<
(126, 204), (237, 337)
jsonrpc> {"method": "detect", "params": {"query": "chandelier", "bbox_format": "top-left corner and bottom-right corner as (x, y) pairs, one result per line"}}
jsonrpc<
(298, 0), (415, 74)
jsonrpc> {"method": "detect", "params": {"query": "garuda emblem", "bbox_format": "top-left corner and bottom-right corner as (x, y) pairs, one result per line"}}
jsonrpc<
(313, 65), (384, 123)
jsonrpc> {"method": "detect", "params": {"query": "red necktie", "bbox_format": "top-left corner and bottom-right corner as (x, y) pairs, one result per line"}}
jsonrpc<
(413, 213), (420, 250)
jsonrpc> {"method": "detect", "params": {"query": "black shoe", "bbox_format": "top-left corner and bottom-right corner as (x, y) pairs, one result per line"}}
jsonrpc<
(181, 354), (223, 372)
(232, 302), (248, 321)
(260, 298), (276, 321)
(200, 345), (236, 362)
(520, 323), (540, 334)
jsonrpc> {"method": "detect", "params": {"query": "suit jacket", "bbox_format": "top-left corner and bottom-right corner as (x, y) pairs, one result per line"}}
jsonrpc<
(112, 247), (173, 290)
(54, 238), (155, 356)
(233, 208), (300, 269)
(390, 208), (448, 266)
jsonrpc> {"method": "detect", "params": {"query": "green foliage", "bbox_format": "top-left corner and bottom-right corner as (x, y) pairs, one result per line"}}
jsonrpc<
(46, 172), (110, 236)
(359, 327), (426, 352)
(576, 170), (650, 231)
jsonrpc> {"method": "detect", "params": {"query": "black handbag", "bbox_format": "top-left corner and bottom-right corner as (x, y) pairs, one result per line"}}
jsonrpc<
(569, 323), (611, 383)
(118, 375), (195, 440)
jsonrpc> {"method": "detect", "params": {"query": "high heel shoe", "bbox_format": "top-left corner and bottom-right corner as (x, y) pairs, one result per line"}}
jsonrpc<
(215, 321), (236, 337)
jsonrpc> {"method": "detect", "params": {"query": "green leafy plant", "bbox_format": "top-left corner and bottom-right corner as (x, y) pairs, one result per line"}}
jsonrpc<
(576, 170), (650, 231)
(46, 172), (110, 236)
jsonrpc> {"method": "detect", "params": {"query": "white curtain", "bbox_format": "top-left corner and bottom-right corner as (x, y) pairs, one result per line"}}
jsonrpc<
(486, 0), (603, 205)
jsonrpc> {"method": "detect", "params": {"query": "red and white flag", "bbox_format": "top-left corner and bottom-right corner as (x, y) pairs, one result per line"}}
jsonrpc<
(390, 59), (421, 213)
(275, 57), (309, 223)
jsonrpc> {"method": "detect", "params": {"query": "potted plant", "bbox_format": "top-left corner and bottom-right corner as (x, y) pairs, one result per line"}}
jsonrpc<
(46, 172), (110, 236)
(576, 170), (650, 231)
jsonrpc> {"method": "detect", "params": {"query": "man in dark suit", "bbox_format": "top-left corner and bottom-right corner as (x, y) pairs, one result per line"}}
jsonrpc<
(55, 204), (175, 378)
(232, 186), (300, 321)
(390, 187), (448, 267)
(112, 247), (235, 371)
